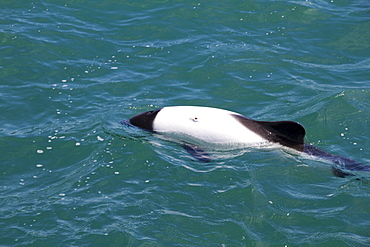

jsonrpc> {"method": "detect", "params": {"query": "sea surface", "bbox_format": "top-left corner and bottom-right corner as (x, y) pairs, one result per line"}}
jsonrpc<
(1, 0), (370, 246)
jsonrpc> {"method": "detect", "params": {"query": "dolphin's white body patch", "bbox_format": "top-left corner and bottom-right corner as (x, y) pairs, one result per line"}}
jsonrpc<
(152, 106), (266, 147)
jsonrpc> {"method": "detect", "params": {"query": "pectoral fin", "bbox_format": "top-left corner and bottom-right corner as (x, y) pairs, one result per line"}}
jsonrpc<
(181, 144), (211, 163)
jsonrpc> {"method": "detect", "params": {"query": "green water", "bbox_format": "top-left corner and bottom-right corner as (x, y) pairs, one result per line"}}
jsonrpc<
(1, 0), (370, 246)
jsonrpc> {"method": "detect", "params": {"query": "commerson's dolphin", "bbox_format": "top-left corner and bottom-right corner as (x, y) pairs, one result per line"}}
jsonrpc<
(125, 106), (369, 178)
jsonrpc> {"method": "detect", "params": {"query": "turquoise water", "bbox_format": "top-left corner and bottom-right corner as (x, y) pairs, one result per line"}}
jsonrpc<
(1, 0), (370, 246)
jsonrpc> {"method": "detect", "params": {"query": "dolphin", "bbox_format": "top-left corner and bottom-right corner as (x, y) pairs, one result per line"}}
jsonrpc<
(125, 106), (369, 178)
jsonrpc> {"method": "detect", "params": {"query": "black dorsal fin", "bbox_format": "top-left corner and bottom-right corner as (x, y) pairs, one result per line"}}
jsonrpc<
(232, 115), (306, 152)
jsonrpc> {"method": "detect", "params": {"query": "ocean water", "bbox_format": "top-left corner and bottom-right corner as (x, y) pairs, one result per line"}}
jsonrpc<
(1, 0), (370, 246)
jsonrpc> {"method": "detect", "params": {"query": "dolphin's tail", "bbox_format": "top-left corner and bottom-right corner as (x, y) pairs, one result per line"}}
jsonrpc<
(303, 144), (370, 177)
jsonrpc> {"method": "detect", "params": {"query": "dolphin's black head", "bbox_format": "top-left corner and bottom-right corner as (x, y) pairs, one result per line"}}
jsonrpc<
(128, 108), (162, 131)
